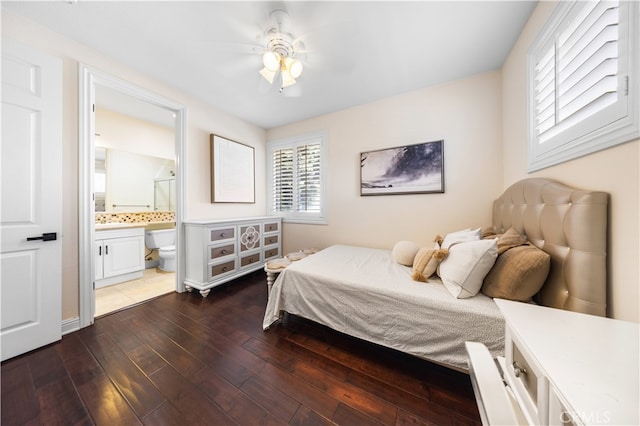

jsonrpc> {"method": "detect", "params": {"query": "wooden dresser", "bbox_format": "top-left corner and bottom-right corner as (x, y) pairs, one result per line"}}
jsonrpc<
(466, 299), (639, 425)
(183, 217), (282, 297)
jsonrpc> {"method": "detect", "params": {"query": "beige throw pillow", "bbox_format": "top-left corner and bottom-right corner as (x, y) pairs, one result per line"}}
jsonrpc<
(496, 227), (528, 255)
(482, 243), (550, 301)
(412, 247), (449, 282)
(392, 241), (420, 266)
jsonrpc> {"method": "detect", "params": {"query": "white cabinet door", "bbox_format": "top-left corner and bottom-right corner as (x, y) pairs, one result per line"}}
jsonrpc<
(103, 236), (145, 278)
(1, 40), (62, 361)
(95, 241), (104, 280)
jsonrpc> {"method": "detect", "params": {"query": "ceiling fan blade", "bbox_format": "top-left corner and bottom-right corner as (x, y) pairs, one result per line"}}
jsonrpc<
(269, 9), (291, 33)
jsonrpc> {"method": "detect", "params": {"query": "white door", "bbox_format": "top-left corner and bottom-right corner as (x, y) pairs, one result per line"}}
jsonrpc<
(1, 39), (63, 361)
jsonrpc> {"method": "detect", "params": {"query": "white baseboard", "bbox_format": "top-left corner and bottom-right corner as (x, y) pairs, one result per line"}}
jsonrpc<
(62, 317), (81, 335)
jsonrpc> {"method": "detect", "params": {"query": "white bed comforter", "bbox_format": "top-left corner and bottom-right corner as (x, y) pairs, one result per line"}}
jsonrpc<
(263, 244), (504, 371)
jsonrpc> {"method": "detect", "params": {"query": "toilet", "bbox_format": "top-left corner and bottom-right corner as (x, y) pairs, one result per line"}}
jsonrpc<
(145, 228), (176, 272)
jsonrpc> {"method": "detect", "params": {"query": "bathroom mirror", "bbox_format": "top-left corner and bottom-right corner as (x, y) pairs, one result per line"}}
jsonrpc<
(95, 147), (175, 212)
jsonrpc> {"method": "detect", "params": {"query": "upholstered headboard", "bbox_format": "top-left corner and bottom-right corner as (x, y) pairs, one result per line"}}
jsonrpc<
(492, 178), (608, 316)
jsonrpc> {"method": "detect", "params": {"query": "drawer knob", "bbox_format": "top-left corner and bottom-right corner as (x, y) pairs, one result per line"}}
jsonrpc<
(512, 362), (527, 378)
(220, 233), (226, 237)
(222, 266), (228, 272)
(221, 249), (227, 254)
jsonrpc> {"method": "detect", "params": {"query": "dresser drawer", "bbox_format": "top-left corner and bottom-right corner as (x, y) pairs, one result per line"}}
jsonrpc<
(264, 247), (279, 259)
(209, 227), (234, 243)
(240, 252), (261, 268)
(264, 235), (279, 246)
(512, 344), (538, 405)
(210, 260), (236, 278)
(549, 386), (577, 426)
(505, 329), (547, 424)
(209, 244), (234, 260)
(264, 222), (279, 232)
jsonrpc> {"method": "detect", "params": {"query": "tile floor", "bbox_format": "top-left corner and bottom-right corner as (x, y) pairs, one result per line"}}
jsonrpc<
(95, 268), (176, 317)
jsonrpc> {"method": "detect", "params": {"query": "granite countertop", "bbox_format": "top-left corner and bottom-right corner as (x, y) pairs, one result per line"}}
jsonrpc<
(95, 221), (175, 231)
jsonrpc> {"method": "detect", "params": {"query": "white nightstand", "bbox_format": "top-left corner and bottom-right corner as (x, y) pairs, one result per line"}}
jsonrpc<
(467, 299), (639, 425)
(264, 258), (291, 295)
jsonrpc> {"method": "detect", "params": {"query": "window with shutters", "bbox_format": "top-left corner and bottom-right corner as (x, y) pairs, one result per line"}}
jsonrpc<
(267, 132), (326, 224)
(527, 0), (638, 171)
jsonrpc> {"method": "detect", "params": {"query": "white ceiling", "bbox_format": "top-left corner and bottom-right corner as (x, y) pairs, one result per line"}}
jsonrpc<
(3, 1), (537, 129)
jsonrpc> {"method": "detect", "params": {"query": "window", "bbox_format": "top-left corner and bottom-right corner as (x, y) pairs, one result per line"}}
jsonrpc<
(528, 0), (638, 171)
(267, 132), (326, 224)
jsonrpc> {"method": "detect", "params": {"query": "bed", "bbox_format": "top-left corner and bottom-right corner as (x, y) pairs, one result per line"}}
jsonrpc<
(263, 178), (608, 371)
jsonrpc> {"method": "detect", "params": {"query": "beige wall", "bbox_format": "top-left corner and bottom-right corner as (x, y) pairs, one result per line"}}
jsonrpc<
(502, 2), (640, 322)
(268, 71), (504, 254)
(2, 10), (267, 321)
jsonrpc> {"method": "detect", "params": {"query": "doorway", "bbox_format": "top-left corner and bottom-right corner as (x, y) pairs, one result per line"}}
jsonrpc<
(79, 65), (186, 328)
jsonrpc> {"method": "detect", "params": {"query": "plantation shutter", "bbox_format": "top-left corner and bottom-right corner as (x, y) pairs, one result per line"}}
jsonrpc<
(535, 0), (621, 143)
(268, 132), (326, 223)
(296, 143), (321, 212)
(272, 148), (293, 212)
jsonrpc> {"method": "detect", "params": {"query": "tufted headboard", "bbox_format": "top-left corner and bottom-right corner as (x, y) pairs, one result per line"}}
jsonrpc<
(492, 178), (608, 317)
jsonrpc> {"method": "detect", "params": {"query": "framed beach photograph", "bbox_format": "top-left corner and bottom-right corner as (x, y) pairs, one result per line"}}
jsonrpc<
(360, 140), (444, 196)
(211, 134), (255, 203)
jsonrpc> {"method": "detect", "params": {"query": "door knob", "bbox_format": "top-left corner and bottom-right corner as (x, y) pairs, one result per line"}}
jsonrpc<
(26, 232), (57, 242)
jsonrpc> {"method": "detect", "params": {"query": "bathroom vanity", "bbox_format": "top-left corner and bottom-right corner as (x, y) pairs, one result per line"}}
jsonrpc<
(183, 217), (282, 297)
(95, 225), (145, 288)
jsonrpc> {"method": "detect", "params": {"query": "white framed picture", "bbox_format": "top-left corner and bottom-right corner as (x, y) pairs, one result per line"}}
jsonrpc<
(211, 134), (255, 203)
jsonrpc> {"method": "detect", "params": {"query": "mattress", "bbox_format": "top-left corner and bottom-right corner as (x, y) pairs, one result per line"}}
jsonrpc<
(263, 244), (505, 371)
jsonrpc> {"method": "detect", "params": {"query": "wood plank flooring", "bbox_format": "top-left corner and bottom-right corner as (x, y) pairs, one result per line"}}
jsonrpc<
(1, 271), (481, 425)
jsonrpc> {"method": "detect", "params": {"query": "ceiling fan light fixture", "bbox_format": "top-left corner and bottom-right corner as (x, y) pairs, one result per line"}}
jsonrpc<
(281, 68), (296, 88)
(259, 10), (304, 92)
(259, 67), (277, 84)
(288, 59), (303, 79)
(262, 51), (281, 72)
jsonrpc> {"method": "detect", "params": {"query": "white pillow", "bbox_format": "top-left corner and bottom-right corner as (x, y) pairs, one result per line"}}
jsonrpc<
(441, 227), (482, 249)
(439, 239), (498, 298)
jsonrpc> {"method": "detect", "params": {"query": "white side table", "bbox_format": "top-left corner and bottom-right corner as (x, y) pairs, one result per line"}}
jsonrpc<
(264, 249), (320, 296)
(264, 258), (291, 295)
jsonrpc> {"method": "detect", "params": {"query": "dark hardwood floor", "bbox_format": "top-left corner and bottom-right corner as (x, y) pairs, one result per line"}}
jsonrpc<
(1, 271), (481, 425)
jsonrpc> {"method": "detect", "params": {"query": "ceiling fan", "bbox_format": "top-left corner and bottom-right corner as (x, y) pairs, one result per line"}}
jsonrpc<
(200, 5), (353, 97)
(256, 9), (307, 93)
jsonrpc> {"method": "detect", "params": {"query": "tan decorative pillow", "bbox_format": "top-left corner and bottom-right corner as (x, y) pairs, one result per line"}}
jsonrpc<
(481, 226), (497, 239)
(412, 246), (449, 282)
(482, 243), (550, 301)
(496, 227), (528, 255)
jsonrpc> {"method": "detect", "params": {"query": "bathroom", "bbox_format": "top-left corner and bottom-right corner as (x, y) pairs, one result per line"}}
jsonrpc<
(94, 87), (177, 316)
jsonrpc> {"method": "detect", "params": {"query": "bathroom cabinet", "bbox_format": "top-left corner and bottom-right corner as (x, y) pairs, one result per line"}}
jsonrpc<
(184, 217), (282, 297)
(95, 227), (145, 288)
